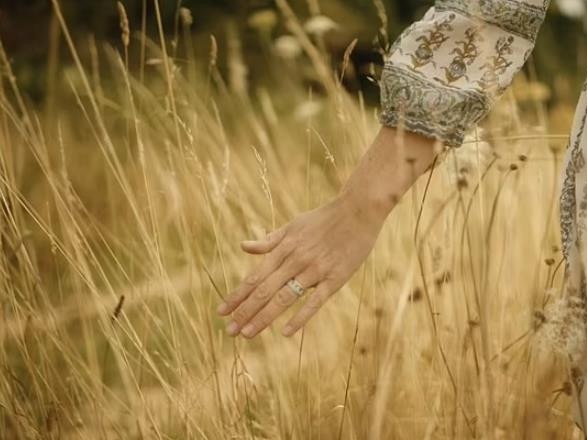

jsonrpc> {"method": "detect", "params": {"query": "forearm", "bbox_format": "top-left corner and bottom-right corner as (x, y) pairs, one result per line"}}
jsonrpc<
(339, 126), (437, 226)
(366, 1), (550, 225)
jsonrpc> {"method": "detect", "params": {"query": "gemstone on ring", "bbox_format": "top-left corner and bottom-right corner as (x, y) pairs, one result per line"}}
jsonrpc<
(286, 278), (305, 297)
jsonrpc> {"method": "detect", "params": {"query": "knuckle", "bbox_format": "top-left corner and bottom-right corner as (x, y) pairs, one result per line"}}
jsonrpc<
(293, 243), (306, 253)
(274, 249), (289, 265)
(306, 294), (324, 310)
(244, 274), (259, 287)
(276, 289), (294, 306)
(254, 317), (269, 330)
(252, 285), (272, 301)
(280, 237), (294, 251)
(294, 250), (311, 267)
(232, 309), (249, 324)
(290, 256), (305, 270)
(314, 261), (328, 277)
(315, 254), (332, 272)
(270, 244), (288, 263)
(284, 234), (301, 248)
(321, 271), (335, 283)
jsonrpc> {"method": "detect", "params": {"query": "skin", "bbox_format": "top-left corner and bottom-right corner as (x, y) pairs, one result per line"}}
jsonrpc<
(217, 126), (438, 338)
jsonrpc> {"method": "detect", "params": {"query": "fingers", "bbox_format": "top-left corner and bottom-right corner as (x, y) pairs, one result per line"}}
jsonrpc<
(282, 282), (332, 337)
(240, 267), (321, 338)
(217, 242), (291, 317)
(240, 226), (287, 255)
(225, 254), (308, 336)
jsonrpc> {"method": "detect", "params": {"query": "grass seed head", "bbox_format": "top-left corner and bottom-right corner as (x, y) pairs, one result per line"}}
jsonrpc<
(180, 7), (193, 27)
(117, 1), (130, 48)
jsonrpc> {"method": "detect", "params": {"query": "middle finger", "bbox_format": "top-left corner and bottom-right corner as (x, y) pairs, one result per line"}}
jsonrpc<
(226, 256), (307, 335)
(219, 245), (292, 316)
(240, 267), (321, 338)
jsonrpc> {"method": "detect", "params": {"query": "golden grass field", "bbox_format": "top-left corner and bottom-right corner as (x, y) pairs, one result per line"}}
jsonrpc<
(0, 1), (585, 439)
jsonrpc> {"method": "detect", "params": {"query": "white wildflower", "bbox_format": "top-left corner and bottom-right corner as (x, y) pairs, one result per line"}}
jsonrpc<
(557, 0), (586, 18)
(304, 15), (339, 35)
(248, 9), (278, 32)
(294, 101), (322, 121)
(273, 35), (302, 59)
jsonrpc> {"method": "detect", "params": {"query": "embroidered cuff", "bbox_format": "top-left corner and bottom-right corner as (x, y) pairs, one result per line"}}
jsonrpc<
(379, 64), (490, 148)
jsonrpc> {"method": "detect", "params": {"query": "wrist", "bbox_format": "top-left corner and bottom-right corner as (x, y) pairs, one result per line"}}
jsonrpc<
(338, 127), (438, 226)
(337, 183), (396, 228)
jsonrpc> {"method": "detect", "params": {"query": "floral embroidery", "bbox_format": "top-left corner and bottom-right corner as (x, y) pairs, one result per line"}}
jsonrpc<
(557, 88), (587, 381)
(407, 14), (456, 69)
(477, 35), (515, 92)
(379, 64), (489, 147)
(435, 0), (549, 42)
(439, 27), (483, 84)
(560, 142), (579, 261)
(561, 93), (587, 261)
(572, 109), (587, 250)
(379, 1), (546, 147)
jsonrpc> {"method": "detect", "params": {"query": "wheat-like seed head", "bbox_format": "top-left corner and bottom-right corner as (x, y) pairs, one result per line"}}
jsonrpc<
(117, 1), (130, 48)
(209, 35), (218, 72)
(179, 7), (193, 27)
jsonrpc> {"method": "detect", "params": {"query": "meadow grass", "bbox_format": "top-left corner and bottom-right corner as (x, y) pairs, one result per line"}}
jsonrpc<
(0, 1), (582, 438)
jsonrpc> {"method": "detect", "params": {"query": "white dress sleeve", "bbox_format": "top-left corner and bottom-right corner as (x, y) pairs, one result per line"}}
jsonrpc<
(379, 0), (551, 147)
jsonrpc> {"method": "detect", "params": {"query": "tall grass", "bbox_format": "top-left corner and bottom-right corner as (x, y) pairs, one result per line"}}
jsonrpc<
(0, 1), (581, 438)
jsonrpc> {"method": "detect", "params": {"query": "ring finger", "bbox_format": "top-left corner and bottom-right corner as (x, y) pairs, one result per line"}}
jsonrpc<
(240, 267), (322, 338)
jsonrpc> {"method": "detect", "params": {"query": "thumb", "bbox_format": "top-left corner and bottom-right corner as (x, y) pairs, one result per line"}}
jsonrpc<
(241, 226), (287, 255)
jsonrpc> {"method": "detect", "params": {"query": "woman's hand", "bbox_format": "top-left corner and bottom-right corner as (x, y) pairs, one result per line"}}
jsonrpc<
(216, 127), (438, 338)
(216, 195), (386, 338)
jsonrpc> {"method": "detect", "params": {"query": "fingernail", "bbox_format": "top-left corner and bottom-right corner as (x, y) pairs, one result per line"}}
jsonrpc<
(217, 302), (229, 315)
(241, 324), (255, 337)
(282, 325), (293, 337)
(226, 321), (240, 336)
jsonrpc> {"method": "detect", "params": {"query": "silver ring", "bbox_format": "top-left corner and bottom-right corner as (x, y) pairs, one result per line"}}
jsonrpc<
(286, 278), (305, 297)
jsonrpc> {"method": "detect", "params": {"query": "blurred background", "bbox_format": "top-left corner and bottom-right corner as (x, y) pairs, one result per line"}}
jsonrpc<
(1, 0), (585, 109)
(1, 1), (587, 438)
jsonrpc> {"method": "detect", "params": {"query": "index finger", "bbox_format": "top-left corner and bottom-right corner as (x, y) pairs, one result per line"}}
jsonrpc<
(217, 244), (292, 315)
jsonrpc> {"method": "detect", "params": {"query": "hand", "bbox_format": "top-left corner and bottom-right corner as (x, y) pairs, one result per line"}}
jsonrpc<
(216, 127), (437, 339)
(216, 195), (386, 338)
